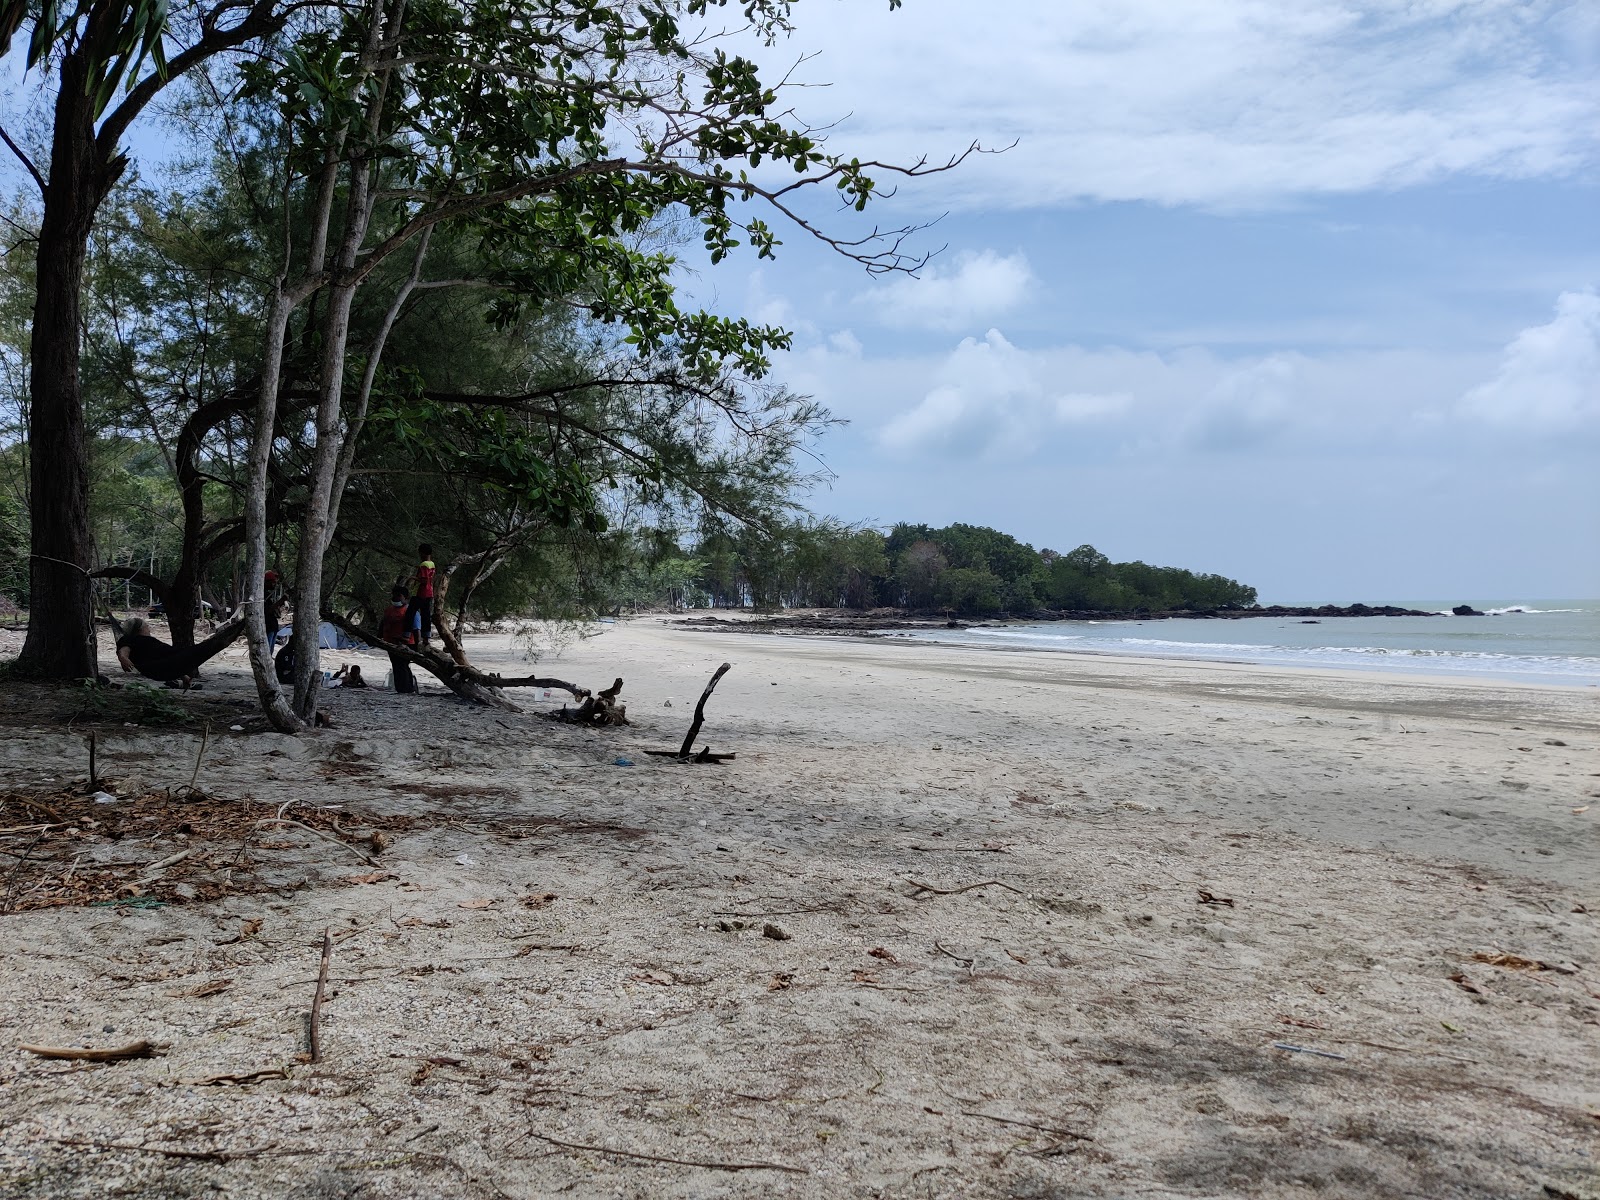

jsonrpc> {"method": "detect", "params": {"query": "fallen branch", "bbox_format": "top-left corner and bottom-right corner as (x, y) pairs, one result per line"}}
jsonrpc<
(322, 611), (589, 711)
(648, 663), (734, 762)
(521, 1131), (806, 1174)
(680, 663), (730, 757)
(19, 1040), (168, 1062)
(906, 878), (1026, 898)
(550, 677), (628, 726)
(307, 929), (332, 1064)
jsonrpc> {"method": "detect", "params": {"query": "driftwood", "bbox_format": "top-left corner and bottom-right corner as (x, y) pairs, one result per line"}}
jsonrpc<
(550, 677), (628, 726)
(19, 1039), (168, 1062)
(645, 663), (735, 763)
(321, 611), (590, 711)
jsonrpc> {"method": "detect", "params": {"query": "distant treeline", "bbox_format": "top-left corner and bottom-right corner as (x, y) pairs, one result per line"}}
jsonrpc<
(629, 520), (1257, 616)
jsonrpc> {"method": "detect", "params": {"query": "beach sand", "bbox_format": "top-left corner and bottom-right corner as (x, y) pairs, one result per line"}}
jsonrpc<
(0, 616), (1596, 1198)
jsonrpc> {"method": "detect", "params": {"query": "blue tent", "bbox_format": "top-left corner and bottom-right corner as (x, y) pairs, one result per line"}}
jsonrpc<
(275, 622), (361, 650)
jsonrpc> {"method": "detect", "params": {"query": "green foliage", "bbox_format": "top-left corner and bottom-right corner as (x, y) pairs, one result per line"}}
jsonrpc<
(668, 521), (1256, 616)
(2, 0), (171, 120)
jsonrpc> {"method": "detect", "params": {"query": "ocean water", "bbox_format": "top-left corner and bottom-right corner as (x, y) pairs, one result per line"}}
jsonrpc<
(900, 601), (1600, 687)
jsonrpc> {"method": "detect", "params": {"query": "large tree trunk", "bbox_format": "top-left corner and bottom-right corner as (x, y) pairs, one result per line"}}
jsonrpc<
(14, 56), (120, 680)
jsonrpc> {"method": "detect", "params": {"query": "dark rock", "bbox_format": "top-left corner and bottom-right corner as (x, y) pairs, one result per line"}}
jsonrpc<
(1451, 604), (1484, 616)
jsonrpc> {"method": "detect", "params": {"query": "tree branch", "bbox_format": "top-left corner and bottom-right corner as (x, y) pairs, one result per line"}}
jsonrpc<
(0, 123), (45, 193)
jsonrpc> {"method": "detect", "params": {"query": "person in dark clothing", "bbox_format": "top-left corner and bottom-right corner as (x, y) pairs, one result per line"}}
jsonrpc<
(274, 639), (296, 685)
(264, 570), (286, 650)
(116, 615), (245, 688)
(378, 586), (417, 693)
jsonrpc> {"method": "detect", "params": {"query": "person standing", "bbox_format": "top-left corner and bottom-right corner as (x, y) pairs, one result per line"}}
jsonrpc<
(379, 586), (417, 693)
(264, 570), (286, 650)
(408, 544), (437, 648)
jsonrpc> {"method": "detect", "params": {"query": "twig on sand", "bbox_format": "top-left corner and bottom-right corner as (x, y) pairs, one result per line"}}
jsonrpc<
(521, 1131), (807, 1174)
(248, 818), (380, 866)
(182, 1068), (289, 1087)
(933, 941), (974, 974)
(906, 878), (1025, 898)
(40, 1136), (310, 1162)
(960, 1111), (1094, 1142)
(308, 930), (332, 1064)
(19, 1040), (168, 1063)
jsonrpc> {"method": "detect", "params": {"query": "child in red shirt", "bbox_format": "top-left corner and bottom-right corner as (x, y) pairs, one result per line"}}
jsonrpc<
(408, 544), (437, 648)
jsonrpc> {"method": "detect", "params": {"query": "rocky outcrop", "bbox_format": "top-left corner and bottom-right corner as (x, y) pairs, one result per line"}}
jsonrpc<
(1451, 605), (1484, 616)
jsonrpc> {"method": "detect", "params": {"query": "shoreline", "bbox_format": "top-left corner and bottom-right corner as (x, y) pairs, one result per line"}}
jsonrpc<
(669, 613), (1600, 694)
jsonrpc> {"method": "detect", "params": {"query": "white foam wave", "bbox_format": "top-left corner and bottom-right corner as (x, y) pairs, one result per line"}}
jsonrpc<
(1482, 605), (1582, 615)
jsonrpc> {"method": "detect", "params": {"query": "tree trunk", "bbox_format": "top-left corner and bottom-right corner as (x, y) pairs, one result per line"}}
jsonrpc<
(14, 56), (119, 680)
(242, 285), (303, 733)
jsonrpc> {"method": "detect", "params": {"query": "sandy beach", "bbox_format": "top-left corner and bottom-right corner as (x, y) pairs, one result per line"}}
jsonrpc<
(0, 617), (1596, 1198)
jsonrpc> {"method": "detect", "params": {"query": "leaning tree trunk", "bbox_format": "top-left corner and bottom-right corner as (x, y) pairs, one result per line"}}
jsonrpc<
(15, 55), (120, 680)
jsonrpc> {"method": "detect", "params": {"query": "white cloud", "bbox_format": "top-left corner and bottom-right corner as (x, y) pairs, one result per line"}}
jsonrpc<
(876, 330), (1130, 458)
(753, 0), (1599, 209)
(1459, 290), (1600, 433)
(858, 250), (1034, 332)
(1189, 355), (1300, 450)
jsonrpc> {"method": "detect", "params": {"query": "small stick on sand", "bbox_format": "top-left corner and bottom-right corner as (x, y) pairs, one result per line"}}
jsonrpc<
(960, 1111), (1094, 1142)
(250, 818), (380, 866)
(42, 1136), (269, 1162)
(308, 929), (332, 1064)
(522, 1131), (807, 1174)
(906, 878), (1026, 898)
(185, 722), (210, 792)
(19, 1040), (168, 1062)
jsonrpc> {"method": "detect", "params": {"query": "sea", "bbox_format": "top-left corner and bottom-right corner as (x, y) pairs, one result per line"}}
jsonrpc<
(900, 601), (1600, 688)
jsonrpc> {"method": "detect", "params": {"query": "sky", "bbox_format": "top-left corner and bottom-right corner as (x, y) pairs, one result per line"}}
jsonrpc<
(689, 0), (1600, 603)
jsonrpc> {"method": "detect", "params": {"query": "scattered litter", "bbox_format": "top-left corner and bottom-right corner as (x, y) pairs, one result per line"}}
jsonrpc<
(458, 898), (495, 910)
(768, 972), (794, 991)
(229, 725), (244, 732)
(1197, 889), (1235, 907)
(1271, 1042), (1346, 1060)
(454, 854), (478, 867)
(613, 757), (635, 767)
(1574, 806), (1590, 815)
(89, 792), (118, 805)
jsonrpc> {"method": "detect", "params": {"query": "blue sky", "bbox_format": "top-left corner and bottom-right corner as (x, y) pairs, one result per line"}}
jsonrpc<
(693, 0), (1600, 602)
